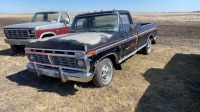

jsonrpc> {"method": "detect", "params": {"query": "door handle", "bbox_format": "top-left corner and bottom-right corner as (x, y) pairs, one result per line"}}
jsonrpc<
(124, 44), (133, 50)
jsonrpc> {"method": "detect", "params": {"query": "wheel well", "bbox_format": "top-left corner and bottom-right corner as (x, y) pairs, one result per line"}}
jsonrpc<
(149, 35), (153, 40)
(100, 54), (122, 70)
(149, 34), (156, 44)
(42, 33), (55, 38)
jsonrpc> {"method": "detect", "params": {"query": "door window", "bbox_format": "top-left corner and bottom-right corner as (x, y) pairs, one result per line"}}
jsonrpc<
(120, 14), (131, 31)
(61, 13), (70, 24)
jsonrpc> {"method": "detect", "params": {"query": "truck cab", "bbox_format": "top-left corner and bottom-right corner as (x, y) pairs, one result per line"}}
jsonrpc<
(25, 10), (157, 87)
(4, 11), (71, 53)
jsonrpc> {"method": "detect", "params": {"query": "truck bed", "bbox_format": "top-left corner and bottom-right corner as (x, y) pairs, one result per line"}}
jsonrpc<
(141, 23), (151, 26)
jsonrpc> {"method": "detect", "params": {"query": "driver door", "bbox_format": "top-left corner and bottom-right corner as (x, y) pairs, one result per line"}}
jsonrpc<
(119, 14), (137, 58)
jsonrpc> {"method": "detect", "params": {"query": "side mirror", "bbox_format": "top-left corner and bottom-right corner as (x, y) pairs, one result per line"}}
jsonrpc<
(130, 23), (141, 35)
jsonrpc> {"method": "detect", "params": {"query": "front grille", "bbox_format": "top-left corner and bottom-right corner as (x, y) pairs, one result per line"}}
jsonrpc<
(31, 54), (51, 64)
(4, 29), (35, 38)
(30, 54), (78, 68)
(50, 56), (77, 68)
(27, 48), (86, 69)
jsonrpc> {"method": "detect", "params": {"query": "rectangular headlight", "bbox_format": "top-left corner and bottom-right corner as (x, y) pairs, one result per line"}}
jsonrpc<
(29, 29), (36, 34)
(75, 52), (84, 57)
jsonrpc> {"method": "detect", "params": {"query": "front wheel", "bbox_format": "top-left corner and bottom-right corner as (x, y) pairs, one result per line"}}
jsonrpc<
(92, 58), (114, 87)
(142, 38), (152, 55)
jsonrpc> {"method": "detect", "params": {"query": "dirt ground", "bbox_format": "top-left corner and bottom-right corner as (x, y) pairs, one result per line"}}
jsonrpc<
(0, 13), (199, 112)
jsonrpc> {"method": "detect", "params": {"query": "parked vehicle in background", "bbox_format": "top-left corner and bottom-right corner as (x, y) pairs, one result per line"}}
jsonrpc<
(25, 10), (157, 87)
(4, 11), (71, 53)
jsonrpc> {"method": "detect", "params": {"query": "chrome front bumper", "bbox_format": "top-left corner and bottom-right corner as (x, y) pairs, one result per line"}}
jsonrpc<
(26, 63), (94, 83)
(4, 39), (36, 45)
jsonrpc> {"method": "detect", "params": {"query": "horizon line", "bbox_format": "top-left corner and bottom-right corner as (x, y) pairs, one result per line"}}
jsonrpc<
(0, 11), (199, 14)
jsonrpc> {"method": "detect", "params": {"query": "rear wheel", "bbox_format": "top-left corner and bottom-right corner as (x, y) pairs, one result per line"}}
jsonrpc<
(10, 45), (25, 54)
(142, 38), (152, 55)
(152, 39), (156, 44)
(92, 58), (114, 87)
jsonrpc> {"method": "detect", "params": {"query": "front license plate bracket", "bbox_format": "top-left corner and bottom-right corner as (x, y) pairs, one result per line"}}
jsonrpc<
(42, 69), (57, 77)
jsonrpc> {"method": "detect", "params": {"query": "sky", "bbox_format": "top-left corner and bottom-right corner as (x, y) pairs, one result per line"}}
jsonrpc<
(0, 0), (199, 13)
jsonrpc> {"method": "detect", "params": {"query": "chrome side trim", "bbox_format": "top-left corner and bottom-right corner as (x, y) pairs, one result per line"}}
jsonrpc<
(138, 28), (156, 36)
(118, 43), (147, 63)
(96, 35), (137, 53)
(98, 53), (118, 62)
(95, 27), (156, 54)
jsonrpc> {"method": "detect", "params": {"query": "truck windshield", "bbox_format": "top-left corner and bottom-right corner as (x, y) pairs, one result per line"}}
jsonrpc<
(31, 12), (59, 22)
(71, 14), (118, 32)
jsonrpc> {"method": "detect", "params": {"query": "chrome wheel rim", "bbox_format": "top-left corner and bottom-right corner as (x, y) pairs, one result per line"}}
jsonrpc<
(147, 39), (152, 53)
(100, 62), (113, 85)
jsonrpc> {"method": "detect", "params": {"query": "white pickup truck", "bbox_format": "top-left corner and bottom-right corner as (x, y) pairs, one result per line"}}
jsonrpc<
(4, 11), (71, 53)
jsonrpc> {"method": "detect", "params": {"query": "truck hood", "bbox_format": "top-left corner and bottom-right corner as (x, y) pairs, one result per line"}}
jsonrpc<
(4, 22), (53, 29)
(27, 32), (116, 51)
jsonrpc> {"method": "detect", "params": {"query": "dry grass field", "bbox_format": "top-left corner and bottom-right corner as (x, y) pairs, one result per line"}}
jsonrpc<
(0, 12), (200, 112)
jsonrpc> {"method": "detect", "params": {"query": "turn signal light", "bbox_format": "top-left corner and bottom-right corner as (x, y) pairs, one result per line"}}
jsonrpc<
(37, 28), (43, 31)
(87, 51), (96, 57)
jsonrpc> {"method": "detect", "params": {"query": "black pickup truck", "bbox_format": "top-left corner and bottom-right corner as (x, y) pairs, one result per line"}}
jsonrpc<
(25, 10), (157, 87)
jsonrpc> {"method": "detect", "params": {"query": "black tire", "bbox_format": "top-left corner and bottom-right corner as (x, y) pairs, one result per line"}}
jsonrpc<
(10, 45), (25, 54)
(142, 38), (152, 55)
(152, 39), (156, 44)
(92, 58), (114, 87)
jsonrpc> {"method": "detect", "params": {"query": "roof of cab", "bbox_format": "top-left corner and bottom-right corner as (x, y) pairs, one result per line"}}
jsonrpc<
(35, 11), (67, 14)
(76, 10), (130, 17)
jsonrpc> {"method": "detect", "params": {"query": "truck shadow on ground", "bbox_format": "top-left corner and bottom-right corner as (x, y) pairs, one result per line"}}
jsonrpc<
(0, 48), (25, 56)
(7, 70), (95, 96)
(136, 53), (200, 112)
